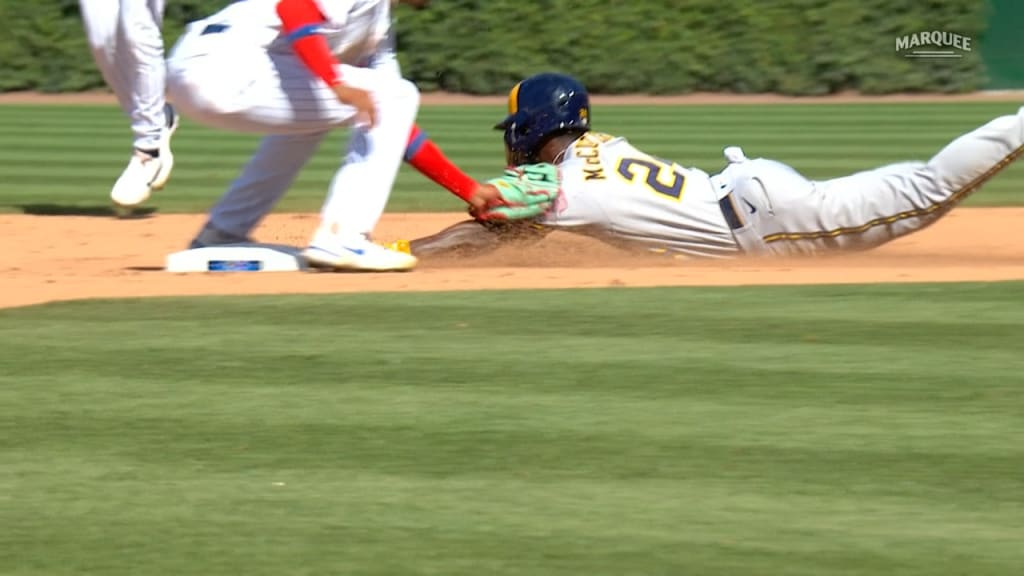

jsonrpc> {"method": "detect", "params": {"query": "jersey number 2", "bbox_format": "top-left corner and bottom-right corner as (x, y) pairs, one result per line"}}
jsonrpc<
(616, 157), (686, 201)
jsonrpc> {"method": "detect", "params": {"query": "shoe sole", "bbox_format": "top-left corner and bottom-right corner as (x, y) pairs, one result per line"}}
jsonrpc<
(302, 247), (418, 272)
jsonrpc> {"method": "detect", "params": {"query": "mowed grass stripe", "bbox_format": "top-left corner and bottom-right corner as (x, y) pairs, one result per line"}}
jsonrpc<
(0, 138), (989, 162)
(2, 102), (1023, 212)
(1, 283), (1022, 575)
(2, 112), (1001, 133)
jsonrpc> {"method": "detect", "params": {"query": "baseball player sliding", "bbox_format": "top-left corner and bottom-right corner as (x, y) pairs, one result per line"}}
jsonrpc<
(79, 0), (179, 210)
(166, 0), (507, 272)
(409, 72), (1024, 260)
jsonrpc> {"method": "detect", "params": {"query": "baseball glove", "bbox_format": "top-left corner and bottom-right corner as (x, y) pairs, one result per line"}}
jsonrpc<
(472, 163), (561, 222)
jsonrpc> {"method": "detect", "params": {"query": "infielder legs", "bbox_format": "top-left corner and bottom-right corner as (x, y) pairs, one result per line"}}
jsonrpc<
(167, 32), (420, 269)
(78, 0), (177, 209)
(119, 0), (168, 154)
(724, 108), (1024, 256)
(78, 0), (129, 113)
(200, 132), (329, 244)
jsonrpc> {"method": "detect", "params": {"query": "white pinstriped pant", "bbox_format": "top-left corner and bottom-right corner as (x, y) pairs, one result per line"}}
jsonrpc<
(78, 0), (167, 152)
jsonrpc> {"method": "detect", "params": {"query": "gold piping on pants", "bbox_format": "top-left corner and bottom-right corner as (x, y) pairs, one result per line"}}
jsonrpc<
(762, 144), (1024, 244)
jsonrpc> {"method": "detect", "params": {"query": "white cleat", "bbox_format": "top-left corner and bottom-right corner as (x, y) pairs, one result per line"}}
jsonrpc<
(303, 229), (418, 272)
(111, 104), (180, 210)
(111, 152), (163, 208)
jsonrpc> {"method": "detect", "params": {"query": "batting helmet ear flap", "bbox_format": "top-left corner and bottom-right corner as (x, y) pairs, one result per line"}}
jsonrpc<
(501, 114), (533, 165)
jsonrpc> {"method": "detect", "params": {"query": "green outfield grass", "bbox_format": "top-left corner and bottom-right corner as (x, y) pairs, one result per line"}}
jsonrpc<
(2, 283), (1023, 575)
(1, 101), (1024, 214)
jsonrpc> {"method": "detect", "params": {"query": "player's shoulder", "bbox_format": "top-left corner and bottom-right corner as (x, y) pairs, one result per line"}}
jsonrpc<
(569, 132), (627, 154)
(581, 132), (625, 146)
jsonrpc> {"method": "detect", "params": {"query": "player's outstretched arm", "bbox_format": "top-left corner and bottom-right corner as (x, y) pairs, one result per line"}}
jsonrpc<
(409, 163), (561, 256)
(404, 125), (502, 210)
(409, 220), (550, 257)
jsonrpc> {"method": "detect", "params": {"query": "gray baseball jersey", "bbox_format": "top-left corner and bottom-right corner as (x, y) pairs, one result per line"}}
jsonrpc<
(539, 132), (740, 258)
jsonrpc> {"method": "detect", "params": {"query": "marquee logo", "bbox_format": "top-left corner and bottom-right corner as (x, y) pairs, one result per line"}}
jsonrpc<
(896, 31), (972, 59)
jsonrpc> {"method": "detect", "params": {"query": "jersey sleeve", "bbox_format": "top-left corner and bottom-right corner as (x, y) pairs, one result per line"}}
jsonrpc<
(276, 0), (343, 86)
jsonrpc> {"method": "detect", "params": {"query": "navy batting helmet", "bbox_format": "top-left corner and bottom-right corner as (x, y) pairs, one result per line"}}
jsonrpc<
(494, 73), (591, 165)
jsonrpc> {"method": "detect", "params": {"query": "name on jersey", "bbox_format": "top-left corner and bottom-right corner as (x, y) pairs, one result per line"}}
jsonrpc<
(573, 133), (610, 181)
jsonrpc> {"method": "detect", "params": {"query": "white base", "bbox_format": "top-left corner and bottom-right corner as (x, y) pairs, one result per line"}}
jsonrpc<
(165, 244), (307, 273)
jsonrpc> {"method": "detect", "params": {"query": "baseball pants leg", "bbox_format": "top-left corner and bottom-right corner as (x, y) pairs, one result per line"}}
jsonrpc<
(726, 108), (1024, 256)
(168, 27), (419, 242)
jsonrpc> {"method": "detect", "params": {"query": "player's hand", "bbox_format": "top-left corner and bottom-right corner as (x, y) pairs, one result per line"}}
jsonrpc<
(466, 183), (504, 214)
(331, 84), (377, 128)
(472, 164), (561, 222)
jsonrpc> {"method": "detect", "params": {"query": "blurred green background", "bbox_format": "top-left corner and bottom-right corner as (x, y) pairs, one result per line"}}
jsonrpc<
(0, 0), (1020, 95)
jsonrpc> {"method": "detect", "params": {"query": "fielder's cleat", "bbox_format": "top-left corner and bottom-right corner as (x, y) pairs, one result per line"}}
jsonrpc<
(303, 229), (418, 272)
(111, 151), (163, 208)
(110, 104), (180, 210)
(188, 223), (253, 249)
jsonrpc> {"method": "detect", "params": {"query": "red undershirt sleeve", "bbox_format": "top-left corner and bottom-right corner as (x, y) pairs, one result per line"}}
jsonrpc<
(405, 125), (480, 202)
(276, 0), (342, 86)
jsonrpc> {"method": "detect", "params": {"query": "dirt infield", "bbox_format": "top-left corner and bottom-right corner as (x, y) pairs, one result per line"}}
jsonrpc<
(2, 92), (1022, 308)
(1, 209), (1021, 309)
